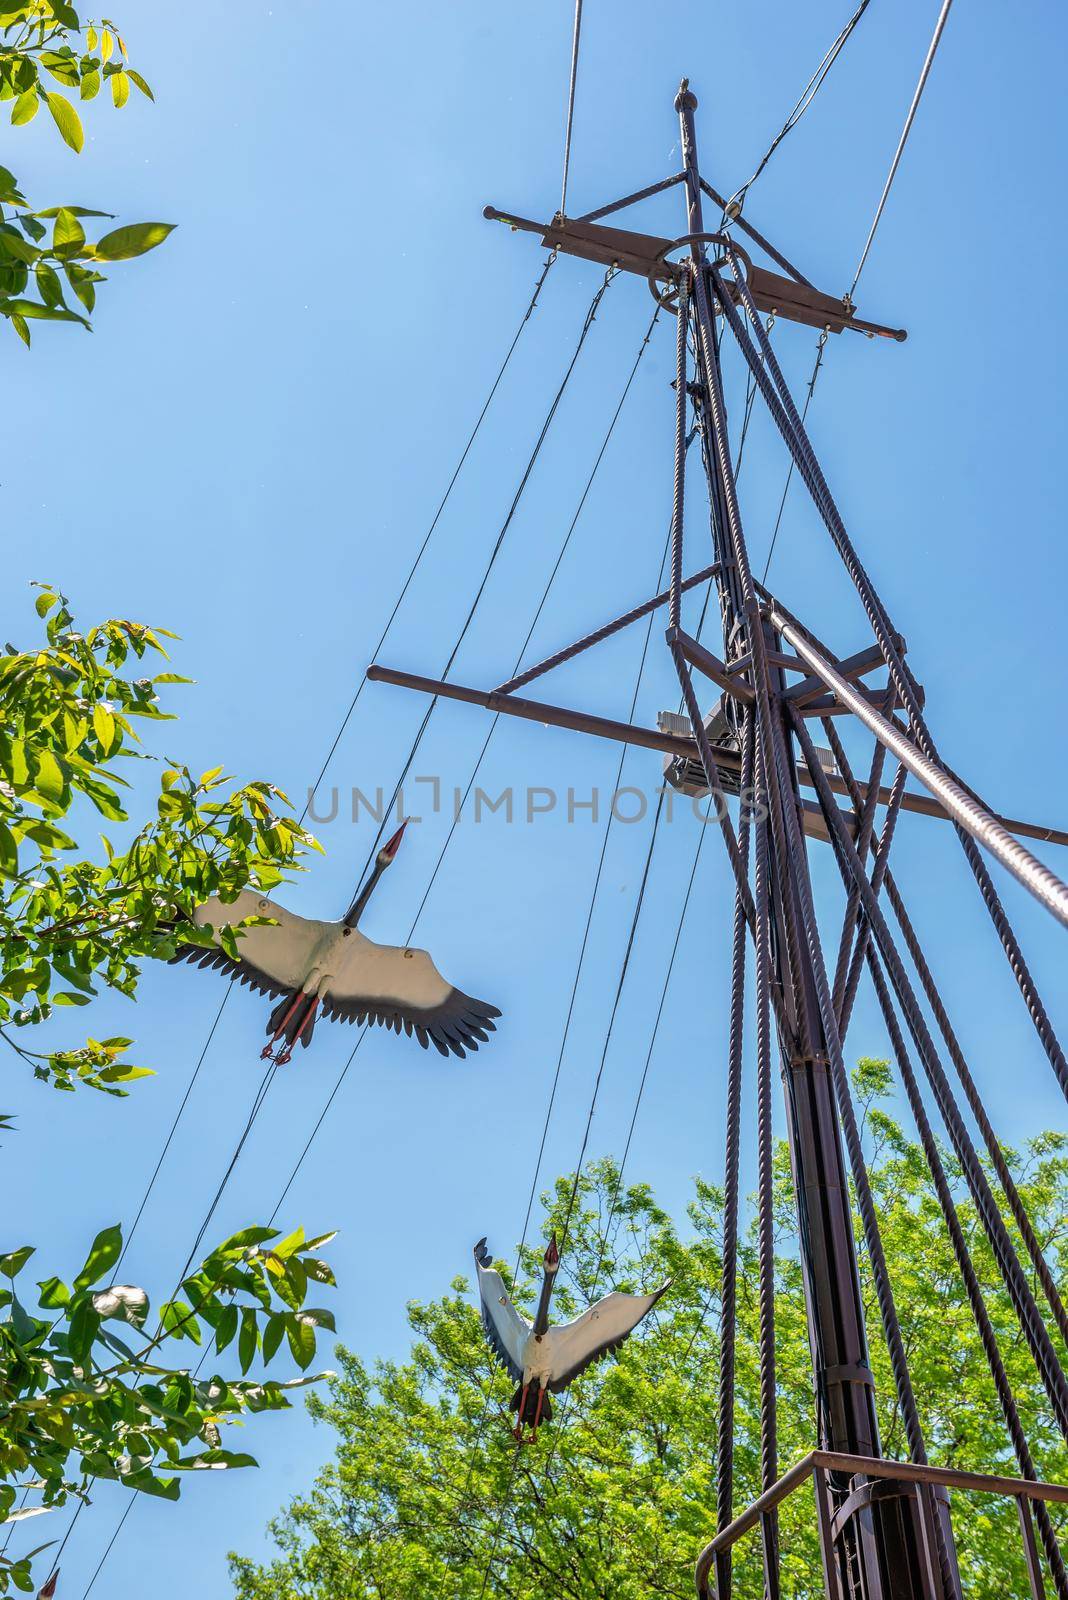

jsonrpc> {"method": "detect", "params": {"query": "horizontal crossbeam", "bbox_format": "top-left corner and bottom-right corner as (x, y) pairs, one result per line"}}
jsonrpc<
(784, 637), (906, 705)
(366, 663), (1068, 847)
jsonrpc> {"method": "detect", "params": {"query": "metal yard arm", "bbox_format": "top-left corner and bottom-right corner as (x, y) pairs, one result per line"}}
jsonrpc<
(364, 664), (1068, 849)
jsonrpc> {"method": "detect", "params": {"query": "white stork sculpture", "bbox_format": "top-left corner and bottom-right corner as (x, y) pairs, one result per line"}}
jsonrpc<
(474, 1234), (670, 1442)
(171, 821), (500, 1063)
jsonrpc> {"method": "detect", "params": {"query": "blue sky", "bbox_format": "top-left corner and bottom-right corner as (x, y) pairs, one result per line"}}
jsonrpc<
(4, 0), (1068, 1593)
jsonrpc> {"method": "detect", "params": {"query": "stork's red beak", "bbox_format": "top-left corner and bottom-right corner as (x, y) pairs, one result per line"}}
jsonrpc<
(544, 1233), (559, 1270)
(380, 818), (409, 864)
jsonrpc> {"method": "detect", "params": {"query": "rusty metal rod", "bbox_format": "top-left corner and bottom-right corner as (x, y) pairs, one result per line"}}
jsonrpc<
(770, 608), (1068, 928)
(812, 1451), (1068, 1506)
(366, 664), (698, 759)
(494, 563), (719, 696)
(576, 170), (686, 224)
(698, 175), (815, 287)
(695, 1454), (817, 1593)
(667, 624), (753, 702)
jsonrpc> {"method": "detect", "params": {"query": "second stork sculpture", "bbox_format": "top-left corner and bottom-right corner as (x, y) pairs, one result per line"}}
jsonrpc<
(171, 821), (500, 1062)
(475, 1234), (670, 1442)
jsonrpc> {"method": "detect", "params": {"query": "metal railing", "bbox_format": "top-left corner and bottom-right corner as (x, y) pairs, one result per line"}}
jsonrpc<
(696, 1451), (1068, 1600)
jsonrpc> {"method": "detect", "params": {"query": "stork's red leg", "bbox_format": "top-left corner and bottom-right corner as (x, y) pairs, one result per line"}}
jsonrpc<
(529, 1384), (547, 1442)
(276, 997), (319, 1066)
(512, 1383), (529, 1443)
(262, 991), (306, 1059)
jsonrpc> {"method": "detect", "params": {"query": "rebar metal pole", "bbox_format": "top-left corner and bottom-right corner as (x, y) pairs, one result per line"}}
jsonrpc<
(674, 81), (960, 1600)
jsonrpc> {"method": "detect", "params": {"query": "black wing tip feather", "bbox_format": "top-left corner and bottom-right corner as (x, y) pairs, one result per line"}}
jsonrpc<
(321, 987), (501, 1060)
(168, 941), (287, 1002)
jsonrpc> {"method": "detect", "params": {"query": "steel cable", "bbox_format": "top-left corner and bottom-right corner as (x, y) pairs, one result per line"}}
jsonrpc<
(452, 458), (733, 1562)
(725, 0), (876, 217)
(298, 250), (558, 827)
(439, 523), (674, 1587)
(753, 721), (781, 1588)
(692, 263), (929, 1471)
(436, 382), (674, 1597)
(43, 257), (565, 1587)
(769, 713), (928, 1465)
(339, 267), (620, 901)
(827, 711), (893, 1024)
(62, 257), (609, 1600)
(559, 0), (583, 216)
(52, 1058), (279, 1595)
(719, 251), (1068, 1090)
(793, 714), (1068, 1445)
(886, 872), (1068, 1348)
(865, 949), (1068, 1600)
(849, 0), (956, 298)
(715, 710), (754, 1591)
(820, 722), (1068, 1347)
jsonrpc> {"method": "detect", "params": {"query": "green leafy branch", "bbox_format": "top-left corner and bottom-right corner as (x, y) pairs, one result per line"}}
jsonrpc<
(0, 1222), (337, 1595)
(0, 586), (320, 1092)
(0, 3), (171, 342)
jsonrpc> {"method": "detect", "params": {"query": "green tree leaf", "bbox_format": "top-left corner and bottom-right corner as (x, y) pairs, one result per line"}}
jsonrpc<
(34, 261), (64, 307)
(73, 1224), (123, 1289)
(44, 92), (84, 153)
(4, 297), (88, 328)
(36, 1276), (70, 1310)
(51, 207), (86, 255)
(92, 220), (174, 261)
(0, 1246), (34, 1279)
(11, 89), (38, 126)
(66, 1297), (100, 1363)
(285, 1315), (316, 1372)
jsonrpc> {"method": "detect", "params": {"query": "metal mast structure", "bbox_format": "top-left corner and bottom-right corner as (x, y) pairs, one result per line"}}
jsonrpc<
(369, 81), (1068, 1600)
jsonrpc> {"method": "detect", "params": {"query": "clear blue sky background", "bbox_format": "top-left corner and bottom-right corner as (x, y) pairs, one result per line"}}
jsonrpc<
(4, 0), (1068, 1593)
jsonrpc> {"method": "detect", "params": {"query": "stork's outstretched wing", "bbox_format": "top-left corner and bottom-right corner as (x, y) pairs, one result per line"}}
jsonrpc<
(545, 1282), (670, 1392)
(168, 890), (334, 999)
(474, 1239), (528, 1383)
(321, 931), (500, 1059)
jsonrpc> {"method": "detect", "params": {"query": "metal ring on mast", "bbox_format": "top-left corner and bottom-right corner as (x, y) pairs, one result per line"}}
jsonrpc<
(646, 232), (753, 311)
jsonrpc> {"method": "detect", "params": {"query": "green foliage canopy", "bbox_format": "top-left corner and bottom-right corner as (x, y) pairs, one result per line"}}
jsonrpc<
(230, 1071), (1068, 1599)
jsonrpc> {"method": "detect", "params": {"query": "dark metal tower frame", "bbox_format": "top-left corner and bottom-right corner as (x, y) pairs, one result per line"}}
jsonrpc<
(368, 82), (1068, 1600)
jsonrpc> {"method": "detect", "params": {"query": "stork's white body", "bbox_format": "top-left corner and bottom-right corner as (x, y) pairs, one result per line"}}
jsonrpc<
(192, 891), (454, 1010)
(174, 887), (500, 1058)
(475, 1246), (669, 1411)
